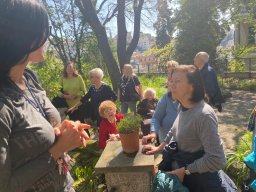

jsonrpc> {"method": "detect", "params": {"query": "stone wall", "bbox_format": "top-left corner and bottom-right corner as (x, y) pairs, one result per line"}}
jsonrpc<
(105, 172), (152, 192)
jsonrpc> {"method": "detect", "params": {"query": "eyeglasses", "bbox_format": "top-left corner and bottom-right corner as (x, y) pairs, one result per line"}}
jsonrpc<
(104, 108), (115, 113)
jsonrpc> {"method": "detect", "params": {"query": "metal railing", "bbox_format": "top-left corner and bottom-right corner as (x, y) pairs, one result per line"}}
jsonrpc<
(224, 57), (256, 79)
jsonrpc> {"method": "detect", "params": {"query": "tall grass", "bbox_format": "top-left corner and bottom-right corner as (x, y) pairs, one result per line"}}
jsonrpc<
(138, 75), (167, 99)
(225, 131), (253, 187)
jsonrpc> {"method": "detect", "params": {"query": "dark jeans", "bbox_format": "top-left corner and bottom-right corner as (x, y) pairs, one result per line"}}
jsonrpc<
(121, 101), (137, 114)
(141, 123), (150, 136)
(158, 148), (237, 192)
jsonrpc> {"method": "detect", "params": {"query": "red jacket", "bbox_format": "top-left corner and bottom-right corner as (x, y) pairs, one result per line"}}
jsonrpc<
(98, 114), (123, 149)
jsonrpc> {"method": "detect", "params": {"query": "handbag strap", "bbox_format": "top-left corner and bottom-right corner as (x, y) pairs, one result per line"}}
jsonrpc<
(132, 76), (137, 90)
(132, 76), (140, 95)
(131, 76), (136, 86)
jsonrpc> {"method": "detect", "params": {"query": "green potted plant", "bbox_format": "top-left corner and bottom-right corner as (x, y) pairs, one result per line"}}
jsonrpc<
(117, 113), (142, 154)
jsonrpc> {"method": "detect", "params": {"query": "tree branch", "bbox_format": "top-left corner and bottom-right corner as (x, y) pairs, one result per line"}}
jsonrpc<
(96, 0), (108, 14)
(103, 6), (118, 25)
(126, 0), (144, 58)
(75, 0), (121, 91)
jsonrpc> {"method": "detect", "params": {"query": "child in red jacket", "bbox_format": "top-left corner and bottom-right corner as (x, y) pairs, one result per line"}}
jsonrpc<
(98, 100), (123, 150)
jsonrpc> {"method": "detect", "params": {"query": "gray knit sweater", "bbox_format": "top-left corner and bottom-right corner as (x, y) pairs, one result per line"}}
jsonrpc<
(164, 100), (226, 173)
(0, 70), (73, 192)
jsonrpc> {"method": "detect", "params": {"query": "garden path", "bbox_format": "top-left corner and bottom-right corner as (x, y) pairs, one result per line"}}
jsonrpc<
(218, 90), (256, 152)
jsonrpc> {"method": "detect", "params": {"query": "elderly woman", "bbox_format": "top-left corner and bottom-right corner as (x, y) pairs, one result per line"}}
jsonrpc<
(98, 100), (123, 150)
(167, 60), (179, 75)
(68, 68), (117, 126)
(142, 82), (178, 144)
(118, 64), (142, 114)
(137, 88), (158, 136)
(143, 65), (228, 191)
(0, 0), (90, 191)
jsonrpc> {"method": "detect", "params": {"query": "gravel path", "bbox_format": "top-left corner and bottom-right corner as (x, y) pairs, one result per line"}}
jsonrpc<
(217, 90), (256, 152)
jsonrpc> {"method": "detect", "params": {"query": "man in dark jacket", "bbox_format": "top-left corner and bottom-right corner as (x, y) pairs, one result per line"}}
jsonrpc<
(194, 52), (224, 112)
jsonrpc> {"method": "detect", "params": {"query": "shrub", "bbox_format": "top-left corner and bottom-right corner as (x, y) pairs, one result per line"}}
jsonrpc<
(222, 78), (256, 93)
(118, 113), (142, 134)
(228, 60), (246, 72)
(225, 131), (252, 186)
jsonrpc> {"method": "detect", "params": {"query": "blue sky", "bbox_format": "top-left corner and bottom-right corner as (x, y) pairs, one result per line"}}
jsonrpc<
(106, 18), (157, 37)
(103, 0), (180, 37)
(102, 0), (160, 37)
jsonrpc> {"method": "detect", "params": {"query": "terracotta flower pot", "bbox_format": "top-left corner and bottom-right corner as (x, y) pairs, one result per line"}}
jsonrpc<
(119, 131), (139, 154)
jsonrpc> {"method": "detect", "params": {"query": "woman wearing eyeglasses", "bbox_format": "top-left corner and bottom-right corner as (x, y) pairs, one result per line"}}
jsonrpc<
(68, 68), (117, 127)
(142, 65), (236, 191)
(98, 100), (123, 150)
(0, 0), (90, 191)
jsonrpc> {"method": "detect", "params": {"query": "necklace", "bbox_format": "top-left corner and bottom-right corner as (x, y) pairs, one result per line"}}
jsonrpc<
(23, 79), (47, 119)
(120, 76), (130, 96)
(10, 77), (47, 119)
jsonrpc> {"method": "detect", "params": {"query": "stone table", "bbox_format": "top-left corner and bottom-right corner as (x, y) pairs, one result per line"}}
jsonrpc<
(95, 141), (154, 192)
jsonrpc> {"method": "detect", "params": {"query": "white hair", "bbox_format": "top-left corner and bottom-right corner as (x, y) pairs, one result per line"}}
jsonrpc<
(143, 87), (156, 99)
(196, 52), (209, 63)
(89, 68), (104, 79)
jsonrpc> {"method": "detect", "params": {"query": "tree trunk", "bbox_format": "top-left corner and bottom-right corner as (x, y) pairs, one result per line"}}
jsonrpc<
(117, 0), (128, 69)
(75, 0), (121, 91)
(75, 0), (145, 90)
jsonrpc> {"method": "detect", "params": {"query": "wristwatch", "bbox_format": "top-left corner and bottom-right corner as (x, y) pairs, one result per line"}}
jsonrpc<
(184, 165), (191, 175)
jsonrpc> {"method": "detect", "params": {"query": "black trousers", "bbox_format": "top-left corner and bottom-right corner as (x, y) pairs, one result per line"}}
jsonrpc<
(158, 149), (237, 192)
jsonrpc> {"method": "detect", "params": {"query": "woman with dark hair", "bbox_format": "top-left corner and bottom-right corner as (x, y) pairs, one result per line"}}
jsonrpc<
(60, 61), (86, 122)
(61, 61), (86, 109)
(142, 65), (232, 191)
(0, 0), (89, 191)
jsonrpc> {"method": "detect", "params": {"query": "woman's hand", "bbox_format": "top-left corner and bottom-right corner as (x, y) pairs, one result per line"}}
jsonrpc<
(67, 102), (81, 113)
(63, 94), (76, 100)
(68, 94), (77, 100)
(66, 105), (78, 114)
(142, 132), (157, 145)
(59, 120), (90, 147)
(107, 134), (120, 142)
(167, 167), (185, 182)
(49, 120), (90, 160)
(141, 144), (160, 155)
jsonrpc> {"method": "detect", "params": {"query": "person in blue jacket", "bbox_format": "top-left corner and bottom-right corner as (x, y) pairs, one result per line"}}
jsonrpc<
(194, 52), (224, 112)
(142, 80), (178, 144)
